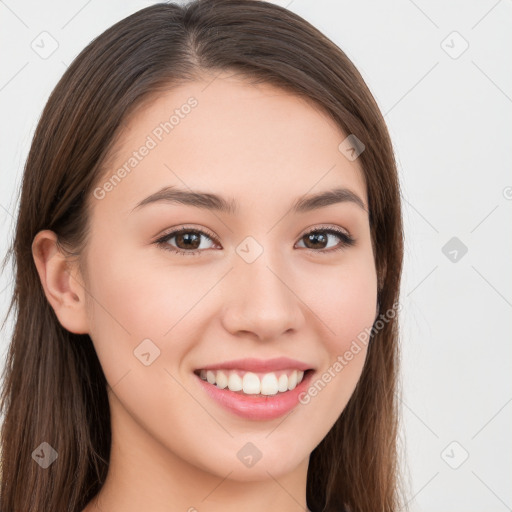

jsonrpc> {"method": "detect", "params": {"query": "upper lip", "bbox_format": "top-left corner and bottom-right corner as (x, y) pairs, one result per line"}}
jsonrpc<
(196, 357), (314, 373)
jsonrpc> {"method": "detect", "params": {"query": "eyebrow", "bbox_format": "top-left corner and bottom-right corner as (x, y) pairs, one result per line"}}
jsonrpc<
(131, 185), (368, 215)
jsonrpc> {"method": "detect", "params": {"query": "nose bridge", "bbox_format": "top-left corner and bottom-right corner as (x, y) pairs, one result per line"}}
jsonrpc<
(221, 236), (304, 339)
(240, 252), (288, 306)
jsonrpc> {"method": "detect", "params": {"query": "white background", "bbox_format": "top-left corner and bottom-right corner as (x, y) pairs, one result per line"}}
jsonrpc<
(0, 1), (511, 510)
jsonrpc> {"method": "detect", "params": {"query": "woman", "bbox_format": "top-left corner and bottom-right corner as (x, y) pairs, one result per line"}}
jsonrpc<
(0, 1), (406, 510)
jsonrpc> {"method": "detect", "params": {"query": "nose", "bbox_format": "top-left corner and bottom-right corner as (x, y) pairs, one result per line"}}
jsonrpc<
(220, 252), (305, 342)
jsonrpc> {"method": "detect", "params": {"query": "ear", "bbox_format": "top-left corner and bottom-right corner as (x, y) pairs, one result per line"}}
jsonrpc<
(32, 229), (89, 334)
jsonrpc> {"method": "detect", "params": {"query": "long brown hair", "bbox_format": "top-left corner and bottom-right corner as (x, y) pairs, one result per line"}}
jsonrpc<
(0, 1), (406, 510)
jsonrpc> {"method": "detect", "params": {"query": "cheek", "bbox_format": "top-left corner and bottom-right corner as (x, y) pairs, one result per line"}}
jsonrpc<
(296, 253), (376, 401)
(85, 239), (204, 337)
(82, 239), (182, 385)
(83, 237), (225, 390)
(290, 258), (376, 442)
(300, 252), (378, 353)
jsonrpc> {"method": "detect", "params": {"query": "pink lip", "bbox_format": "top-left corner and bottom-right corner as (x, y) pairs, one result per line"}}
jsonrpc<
(195, 369), (314, 421)
(196, 357), (313, 373)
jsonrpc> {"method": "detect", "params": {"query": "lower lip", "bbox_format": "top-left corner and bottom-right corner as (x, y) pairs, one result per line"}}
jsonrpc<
(195, 370), (314, 420)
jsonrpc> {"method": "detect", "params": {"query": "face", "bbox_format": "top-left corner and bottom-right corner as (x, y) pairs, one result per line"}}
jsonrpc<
(80, 73), (377, 482)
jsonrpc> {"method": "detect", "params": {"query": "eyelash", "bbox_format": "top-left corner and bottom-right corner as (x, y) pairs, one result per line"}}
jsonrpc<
(154, 225), (356, 257)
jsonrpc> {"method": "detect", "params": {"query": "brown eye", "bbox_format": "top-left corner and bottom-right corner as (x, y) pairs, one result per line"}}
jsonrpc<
(297, 227), (355, 253)
(174, 231), (202, 250)
(155, 227), (218, 256)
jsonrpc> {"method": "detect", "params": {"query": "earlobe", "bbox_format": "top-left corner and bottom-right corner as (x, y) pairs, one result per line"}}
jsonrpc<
(31, 230), (89, 334)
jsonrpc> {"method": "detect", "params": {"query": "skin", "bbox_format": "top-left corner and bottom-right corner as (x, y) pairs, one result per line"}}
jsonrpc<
(32, 72), (378, 512)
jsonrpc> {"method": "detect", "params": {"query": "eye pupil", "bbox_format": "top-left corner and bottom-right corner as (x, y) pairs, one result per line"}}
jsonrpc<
(176, 232), (201, 249)
(304, 232), (327, 249)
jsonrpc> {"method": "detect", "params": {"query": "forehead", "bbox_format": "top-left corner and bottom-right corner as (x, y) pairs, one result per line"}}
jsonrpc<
(91, 73), (368, 218)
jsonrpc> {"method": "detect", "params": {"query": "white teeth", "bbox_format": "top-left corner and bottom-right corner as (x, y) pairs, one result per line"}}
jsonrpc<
(216, 370), (228, 389)
(277, 374), (288, 392)
(288, 370), (297, 390)
(198, 368), (307, 395)
(242, 372), (261, 394)
(228, 372), (243, 392)
(260, 373), (279, 395)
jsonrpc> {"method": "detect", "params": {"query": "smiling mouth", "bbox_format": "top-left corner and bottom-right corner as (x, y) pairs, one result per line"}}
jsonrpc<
(193, 368), (314, 396)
